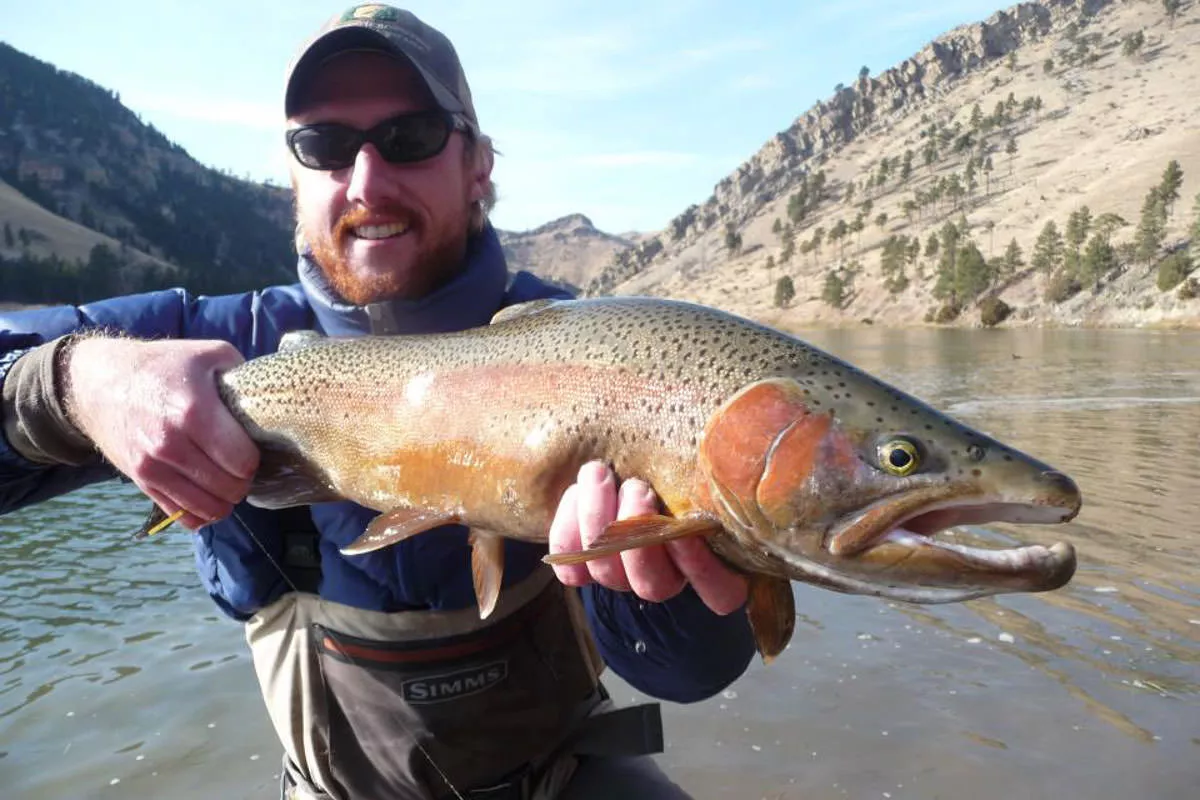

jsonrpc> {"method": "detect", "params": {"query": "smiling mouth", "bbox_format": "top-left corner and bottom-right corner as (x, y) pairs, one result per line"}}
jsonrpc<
(354, 221), (410, 240)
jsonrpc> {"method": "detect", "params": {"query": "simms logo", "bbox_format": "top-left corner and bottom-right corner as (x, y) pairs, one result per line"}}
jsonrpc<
(401, 661), (508, 704)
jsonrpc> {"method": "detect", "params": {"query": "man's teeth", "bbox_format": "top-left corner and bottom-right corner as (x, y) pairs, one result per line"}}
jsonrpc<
(355, 222), (409, 240)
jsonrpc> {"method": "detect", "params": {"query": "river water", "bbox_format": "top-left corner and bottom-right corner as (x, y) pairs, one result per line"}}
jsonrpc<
(1, 327), (1197, 799)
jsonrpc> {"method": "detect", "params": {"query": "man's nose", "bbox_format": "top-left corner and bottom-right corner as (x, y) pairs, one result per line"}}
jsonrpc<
(345, 143), (394, 207)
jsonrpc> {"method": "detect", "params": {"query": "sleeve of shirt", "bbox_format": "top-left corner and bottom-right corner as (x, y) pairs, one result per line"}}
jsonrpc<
(0, 286), (311, 515)
(581, 583), (756, 703)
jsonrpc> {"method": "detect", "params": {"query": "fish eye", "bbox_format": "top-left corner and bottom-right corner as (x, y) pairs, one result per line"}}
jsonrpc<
(878, 438), (920, 476)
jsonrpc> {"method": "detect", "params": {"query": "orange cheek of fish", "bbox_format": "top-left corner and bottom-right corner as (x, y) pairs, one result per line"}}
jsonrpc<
(700, 380), (815, 504)
(756, 413), (832, 520)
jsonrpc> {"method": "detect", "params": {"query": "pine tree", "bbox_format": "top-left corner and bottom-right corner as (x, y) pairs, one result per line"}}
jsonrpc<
(1064, 206), (1092, 275)
(1003, 238), (1024, 278)
(822, 270), (845, 308)
(1159, 160), (1184, 216)
(1032, 221), (1064, 273)
(1080, 234), (1117, 288)
(956, 241), (992, 301)
(724, 227), (742, 255)
(1191, 192), (1200, 262)
(780, 224), (796, 264)
(3, 222), (12, 249)
(1006, 137), (1018, 176)
(970, 104), (983, 130)
(775, 275), (795, 308)
(1135, 188), (1168, 264)
(1094, 212), (1128, 245)
(925, 232), (939, 259)
(933, 222), (962, 303)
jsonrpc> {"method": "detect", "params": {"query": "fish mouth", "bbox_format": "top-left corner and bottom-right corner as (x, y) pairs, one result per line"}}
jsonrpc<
(773, 473), (1082, 603)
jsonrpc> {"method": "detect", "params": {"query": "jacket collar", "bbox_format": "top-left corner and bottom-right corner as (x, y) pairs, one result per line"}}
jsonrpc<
(297, 224), (509, 336)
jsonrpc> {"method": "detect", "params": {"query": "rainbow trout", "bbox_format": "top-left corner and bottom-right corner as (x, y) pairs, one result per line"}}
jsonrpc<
(143, 297), (1082, 661)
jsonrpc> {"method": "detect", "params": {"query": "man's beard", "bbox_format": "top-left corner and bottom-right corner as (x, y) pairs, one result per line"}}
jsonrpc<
(303, 203), (471, 306)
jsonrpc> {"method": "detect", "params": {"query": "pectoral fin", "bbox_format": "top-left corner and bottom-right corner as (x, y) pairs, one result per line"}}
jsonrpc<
(746, 574), (796, 664)
(470, 530), (505, 619)
(490, 299), (558, 325)
(278, 329), (327, 351)
(342, 508), (461, 555)
(245, 442), (344, 510)
(542, 515), (722, 566)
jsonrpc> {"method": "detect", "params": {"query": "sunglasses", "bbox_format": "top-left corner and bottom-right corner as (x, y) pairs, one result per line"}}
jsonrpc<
(286, 110), (473, 171)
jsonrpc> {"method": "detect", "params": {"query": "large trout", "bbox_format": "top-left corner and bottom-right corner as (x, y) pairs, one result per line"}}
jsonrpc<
(144, 297), (1082, 660)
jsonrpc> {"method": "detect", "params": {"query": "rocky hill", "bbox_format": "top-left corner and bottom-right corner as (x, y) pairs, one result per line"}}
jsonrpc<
(498, 213), (635, 293)
(587, 0), (1200, 328)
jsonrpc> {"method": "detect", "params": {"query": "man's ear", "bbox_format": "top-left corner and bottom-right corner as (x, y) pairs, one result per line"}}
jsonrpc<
(468, 136), (495, 204)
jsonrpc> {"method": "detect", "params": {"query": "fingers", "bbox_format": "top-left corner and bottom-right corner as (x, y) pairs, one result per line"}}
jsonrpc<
(616, 480), (686, 603)
(665, 537), (749, 616)
(548, 484), (589, 587)
(194, 351), (260, 483)
(575, 462), (630, 591)
(67, 338), (257, 531)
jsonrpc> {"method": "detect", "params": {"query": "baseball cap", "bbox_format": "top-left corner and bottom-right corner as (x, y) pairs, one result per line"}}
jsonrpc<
(284, 4), (478, 132)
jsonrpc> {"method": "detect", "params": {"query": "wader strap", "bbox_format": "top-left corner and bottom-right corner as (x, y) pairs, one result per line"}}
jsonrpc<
(276, 506), (321, 594)
(444, 686), (664, 800)
(566, 699), (663, 759)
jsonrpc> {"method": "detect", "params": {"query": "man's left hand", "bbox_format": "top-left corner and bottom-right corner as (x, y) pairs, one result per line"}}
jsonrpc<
(547, 461), (748, 616)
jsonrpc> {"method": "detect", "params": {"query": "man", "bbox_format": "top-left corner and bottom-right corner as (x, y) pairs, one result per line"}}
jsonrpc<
(0, 5), (756, 799)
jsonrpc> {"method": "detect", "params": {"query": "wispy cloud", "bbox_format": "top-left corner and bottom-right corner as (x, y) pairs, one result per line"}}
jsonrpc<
(472, 25), (771, 97)
(570, 151), (701, 168)
(725, 72), (777, 92)
(678, 37), (770, 63)
(122, 93), (281, 131)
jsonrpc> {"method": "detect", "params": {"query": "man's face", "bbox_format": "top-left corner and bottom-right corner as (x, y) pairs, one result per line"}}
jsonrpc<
(288, 51), (489, 304)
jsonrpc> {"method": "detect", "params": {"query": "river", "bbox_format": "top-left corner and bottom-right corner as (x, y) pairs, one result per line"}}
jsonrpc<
(1, 327), (1197, 799)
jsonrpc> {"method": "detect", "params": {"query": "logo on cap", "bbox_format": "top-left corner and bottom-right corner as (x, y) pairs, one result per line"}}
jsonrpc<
(342, 4), (398, 23)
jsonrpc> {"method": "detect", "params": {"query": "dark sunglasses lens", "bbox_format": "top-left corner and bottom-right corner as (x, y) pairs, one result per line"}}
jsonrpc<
(376, 114), (452, 163)
(290, 126), (362, 169)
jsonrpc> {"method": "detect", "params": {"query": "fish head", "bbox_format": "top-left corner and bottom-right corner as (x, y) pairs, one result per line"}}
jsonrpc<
(699, 375), (1081, 603)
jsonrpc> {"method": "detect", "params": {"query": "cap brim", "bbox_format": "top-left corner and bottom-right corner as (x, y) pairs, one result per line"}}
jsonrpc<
(285, 26), (466, 118)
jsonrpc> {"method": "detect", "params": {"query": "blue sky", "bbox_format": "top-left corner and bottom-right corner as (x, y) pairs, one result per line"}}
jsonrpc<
(4, 0), (1007, 234)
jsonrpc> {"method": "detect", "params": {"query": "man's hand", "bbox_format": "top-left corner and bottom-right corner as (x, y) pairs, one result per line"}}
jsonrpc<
(547, 461), (748, 616)
(65, 337), (259, 530)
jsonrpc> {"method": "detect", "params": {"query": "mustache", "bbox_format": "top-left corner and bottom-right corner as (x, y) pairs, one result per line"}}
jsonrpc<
(333, 204), (420, 248)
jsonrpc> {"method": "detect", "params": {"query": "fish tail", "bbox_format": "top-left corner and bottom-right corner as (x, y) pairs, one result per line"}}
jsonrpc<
(131, 504), (185, 540)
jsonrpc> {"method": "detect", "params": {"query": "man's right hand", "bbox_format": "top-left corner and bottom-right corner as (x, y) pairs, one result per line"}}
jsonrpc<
(64, 337), (260, 530)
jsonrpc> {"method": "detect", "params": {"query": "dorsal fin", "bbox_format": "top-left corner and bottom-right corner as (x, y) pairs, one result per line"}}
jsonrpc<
(490, 299), (558, 325)
(279, 329), (327, 352)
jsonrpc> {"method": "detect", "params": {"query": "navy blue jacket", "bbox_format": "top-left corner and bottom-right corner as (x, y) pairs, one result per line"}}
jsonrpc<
(0, 226), (755, 702)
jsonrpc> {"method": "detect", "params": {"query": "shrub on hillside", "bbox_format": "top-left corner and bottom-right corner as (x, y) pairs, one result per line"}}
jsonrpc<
(1044, 268), (1081, 303)
(933, 302), (962, 324)
(1156, 252), (1193, 291)
(978, 296), (1012, 327)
